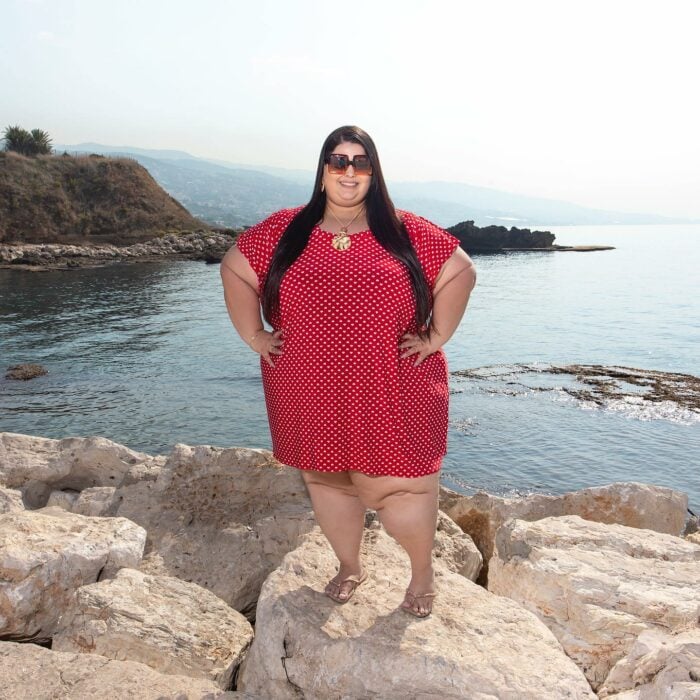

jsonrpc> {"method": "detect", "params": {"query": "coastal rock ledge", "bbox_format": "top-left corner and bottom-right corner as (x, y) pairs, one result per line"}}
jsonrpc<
(0, 230), (234, 271)
(1, 430), (699, 698)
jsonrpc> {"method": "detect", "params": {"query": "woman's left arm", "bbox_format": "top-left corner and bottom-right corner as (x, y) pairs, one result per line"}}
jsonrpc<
(400, 247), (477, 365)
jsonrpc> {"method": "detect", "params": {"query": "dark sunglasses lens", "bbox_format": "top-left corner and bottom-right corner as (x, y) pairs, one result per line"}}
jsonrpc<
(328, 154), (348, 173)
(353, 156), (372, 173)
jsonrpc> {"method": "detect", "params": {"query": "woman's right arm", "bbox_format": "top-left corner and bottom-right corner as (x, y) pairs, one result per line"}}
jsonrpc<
(219, 245), (284, 367)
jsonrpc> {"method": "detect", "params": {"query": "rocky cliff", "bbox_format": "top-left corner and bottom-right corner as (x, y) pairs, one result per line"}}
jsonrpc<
(0, 151), (207, 245)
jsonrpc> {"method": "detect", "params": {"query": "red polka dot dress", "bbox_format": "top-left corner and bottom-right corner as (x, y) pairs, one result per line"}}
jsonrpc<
(234, 207), (461, 478)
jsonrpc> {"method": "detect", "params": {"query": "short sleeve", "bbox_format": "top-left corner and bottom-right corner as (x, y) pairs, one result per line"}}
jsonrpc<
(399, 211), (461, 289)
(235, 208), (300, 288)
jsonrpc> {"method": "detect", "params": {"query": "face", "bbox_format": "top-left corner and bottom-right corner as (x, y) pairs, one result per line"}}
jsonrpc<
(321, 141), (372, 209)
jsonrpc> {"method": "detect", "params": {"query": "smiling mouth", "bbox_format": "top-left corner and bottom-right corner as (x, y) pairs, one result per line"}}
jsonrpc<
(339, 181), (358, 187)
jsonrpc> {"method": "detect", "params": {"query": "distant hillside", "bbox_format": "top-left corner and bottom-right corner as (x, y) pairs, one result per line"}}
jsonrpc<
(0, 151), (207, 245)
(57, 143), (700, 228)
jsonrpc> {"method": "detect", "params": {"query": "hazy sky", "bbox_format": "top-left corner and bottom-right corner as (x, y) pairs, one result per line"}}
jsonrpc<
(2, 0), (698, 219)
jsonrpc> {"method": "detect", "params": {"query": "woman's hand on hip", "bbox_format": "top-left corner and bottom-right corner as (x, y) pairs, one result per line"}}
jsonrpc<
(399, 330), (440, 366)
(251, 329), (284, 367)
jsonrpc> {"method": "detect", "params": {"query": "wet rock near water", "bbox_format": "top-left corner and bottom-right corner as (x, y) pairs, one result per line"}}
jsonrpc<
(0, 229), (237, 271)
(4, 363), (48, 380)
(453, 362), (700, 423)
(447, 220), (614, 253)
(547, 363), (700, 412)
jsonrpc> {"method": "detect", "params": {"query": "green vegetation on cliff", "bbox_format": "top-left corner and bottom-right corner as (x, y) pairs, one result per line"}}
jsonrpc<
(0, 151), (208, 245)
(2, 125), (53, 157)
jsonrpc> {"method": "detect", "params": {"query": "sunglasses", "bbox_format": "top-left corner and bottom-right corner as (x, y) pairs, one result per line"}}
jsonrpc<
(324, 153), (373, 175)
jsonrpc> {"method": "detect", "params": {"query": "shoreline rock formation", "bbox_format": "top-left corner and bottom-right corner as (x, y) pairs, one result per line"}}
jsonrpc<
(446, 219), (615, 253)
(1, 430), (698, 698)
(0, 229), (234, 271)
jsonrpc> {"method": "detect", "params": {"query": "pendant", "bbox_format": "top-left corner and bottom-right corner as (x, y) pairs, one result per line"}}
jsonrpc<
(331, 228), (351, 251)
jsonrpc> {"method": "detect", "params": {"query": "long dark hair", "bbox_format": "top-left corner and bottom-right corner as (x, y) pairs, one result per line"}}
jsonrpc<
(261, 125), (431, 337)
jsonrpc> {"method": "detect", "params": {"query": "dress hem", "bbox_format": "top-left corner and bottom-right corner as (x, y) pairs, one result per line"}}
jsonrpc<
(273, 452), (445, 478)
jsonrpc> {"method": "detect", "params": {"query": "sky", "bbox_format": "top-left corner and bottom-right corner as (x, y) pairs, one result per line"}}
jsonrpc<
(2, 0), (699, 219)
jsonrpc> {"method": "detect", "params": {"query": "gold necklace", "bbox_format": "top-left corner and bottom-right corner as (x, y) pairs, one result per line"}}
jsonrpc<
(324, 206), (367, 251)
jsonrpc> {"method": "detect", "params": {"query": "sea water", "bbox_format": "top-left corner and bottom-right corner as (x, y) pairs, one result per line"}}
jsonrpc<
(1, 223), (698, 513)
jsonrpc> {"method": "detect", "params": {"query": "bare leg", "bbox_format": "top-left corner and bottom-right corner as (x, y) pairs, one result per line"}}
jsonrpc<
(300, 470), (367, 600)
(350, 471), (439, 615)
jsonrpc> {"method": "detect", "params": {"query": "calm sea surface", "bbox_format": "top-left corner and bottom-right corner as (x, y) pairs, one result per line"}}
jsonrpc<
(1, 223), (698, 513)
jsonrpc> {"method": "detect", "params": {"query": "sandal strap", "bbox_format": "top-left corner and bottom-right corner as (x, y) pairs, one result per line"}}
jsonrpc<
(405, 590), (437, 599)
(329, 570), (367, 587)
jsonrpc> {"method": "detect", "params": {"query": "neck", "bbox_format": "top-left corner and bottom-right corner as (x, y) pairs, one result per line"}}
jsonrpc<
(324, 200), (366, 223)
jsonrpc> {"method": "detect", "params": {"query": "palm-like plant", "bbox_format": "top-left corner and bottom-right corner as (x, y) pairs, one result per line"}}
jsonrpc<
(2, 125), (53, 156)
(30, 128), (52, 155)
(3, 125), (33, 155)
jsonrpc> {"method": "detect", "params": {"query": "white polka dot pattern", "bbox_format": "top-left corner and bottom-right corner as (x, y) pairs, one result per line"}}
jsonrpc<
(235, 207), (461, 477)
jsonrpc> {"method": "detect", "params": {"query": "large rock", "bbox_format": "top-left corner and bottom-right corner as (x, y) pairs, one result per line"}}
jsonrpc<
(114, 443), (317, 618)
(0, 432), (155, 499)
(433, 509), (483, 579)
(46, 488), (80, 510)
(598, 626), (700, 698)
(0, 640), (253, 698)
(237, 526), (595, 699)
(447, 219), (555, 251)
(440, 482), (689, 583)
(0, 506), (146, 642)
(53, 568), (253, 688)
(488, 514), (700, 690)
(71, 485), (119, 516)
(0, 487), (24, 513)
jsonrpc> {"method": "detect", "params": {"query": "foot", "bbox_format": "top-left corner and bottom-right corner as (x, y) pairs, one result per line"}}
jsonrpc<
(400, 566), (436, 617)
(401, 589), (437, 617)
(324, 565), (368, 604)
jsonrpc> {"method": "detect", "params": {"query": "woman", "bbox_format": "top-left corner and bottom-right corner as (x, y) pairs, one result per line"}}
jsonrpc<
(220, 125), (476, 617)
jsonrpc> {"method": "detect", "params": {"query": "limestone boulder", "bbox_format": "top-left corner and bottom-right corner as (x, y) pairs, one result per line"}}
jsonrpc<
(0, 506), (146, 642)
(598, 626), (700, 698)
(0, 432), (155, 500)
(440, 481), (689, 583)
(71, 485), (119, 516)
(433, 509), (483, 579)
(53, 567), (253, 688)
(46, 488), (80, 510)
(237, 526), (595, 699)
(488, 514), (700, 690)
(0, 641), (255, 698)
(114, 443), (316, 618)
(0, 486), (24, 513)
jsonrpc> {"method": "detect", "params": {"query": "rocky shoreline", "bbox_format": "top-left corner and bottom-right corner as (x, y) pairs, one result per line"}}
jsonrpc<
(1, 431), (698, 698)
(0, 230), (235, 271)
(0, 225), (614, 272)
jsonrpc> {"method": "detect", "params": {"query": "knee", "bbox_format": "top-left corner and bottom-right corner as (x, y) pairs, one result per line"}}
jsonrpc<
(363, 488), (416, 511)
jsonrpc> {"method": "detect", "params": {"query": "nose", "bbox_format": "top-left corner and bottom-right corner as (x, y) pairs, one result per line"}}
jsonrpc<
(345, 164), (356, 177)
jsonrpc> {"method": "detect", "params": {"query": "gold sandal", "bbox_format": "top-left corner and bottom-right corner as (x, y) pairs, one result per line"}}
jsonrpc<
(401, 589), (437, 618)
(324, 569), (368, 604)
